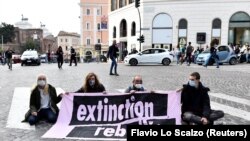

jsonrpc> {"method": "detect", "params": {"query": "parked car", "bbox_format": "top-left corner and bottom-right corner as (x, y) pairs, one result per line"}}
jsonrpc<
(124, 48), (174, 66)
(21, 50), (41, 66)
(196, 45), (237, 65)
(40, 54), (47, 63)
(12, 54), (21, 64)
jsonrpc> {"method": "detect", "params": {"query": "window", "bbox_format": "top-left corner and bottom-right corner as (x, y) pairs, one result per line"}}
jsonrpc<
(97, 23), (101, 31)
(142, 49), (154, 54)
(119, 0), (126, 8)
(86, 9), (90, 15)
(131, 22), (136, 36)
(97, 9), (101, 15)
(218, 46), (228, 52)
(111, 0), (117, 11)
(178, 19), (188, 47)
(113, 26), (116, 38)
(86, 22), (90, 30)
(129, 0), (134, 4)
(66, 46), (68, 51)
(87, 38), (91, 45)
(155, 49), (165, 53)
(120, 19), (127, 37)
(97, 39), (101, 43)
(65, 39), (67, 42)
(61, 39), (63, 42)
(212, 18), (222, 44)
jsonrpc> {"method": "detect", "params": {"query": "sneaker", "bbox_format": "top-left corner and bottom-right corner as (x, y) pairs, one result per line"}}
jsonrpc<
(109, 73), (115, 75)
(115, 73), (119, 76)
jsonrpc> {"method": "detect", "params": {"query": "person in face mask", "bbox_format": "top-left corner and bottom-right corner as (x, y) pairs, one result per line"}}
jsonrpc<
(125, 75), (145, 93)
(75, 72), (106, 93)
(23, 74), (64, 125)
(181, 72), (224, 125)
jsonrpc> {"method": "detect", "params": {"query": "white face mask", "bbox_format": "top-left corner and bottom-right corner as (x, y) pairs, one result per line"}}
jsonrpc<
(37, 80), (46, 87)
(189, 80), (197, 88)
(135, 84), (142, 89)
(89, 80), (95, 86)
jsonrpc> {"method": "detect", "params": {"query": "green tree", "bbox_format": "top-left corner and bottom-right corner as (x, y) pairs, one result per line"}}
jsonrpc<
(24, 38), (36, 50)
(0, 22), (15, 43)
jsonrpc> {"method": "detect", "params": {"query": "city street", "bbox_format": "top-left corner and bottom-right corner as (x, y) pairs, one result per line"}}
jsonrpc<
(0, 62), (250, 140)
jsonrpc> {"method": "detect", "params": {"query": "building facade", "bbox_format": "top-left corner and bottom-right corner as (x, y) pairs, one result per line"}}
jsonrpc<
(57, 31), (80, 60)
(79, 0), (109, 60)
(109, 0), (250, 53)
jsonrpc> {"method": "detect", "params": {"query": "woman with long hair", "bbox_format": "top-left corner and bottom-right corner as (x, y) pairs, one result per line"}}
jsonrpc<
(56, 46), (64, 69)
(75, 72), (106, 93)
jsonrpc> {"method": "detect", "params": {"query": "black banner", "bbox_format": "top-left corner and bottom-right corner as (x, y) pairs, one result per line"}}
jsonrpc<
(70, 93), (168, 125)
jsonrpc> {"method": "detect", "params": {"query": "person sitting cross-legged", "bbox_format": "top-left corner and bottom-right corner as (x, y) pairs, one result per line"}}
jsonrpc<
(181, 72), (224, 125)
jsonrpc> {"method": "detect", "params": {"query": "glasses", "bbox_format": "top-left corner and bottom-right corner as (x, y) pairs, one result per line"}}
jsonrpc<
(134, 80), (142, 83)
(38, 78), (46, 81)
(189, 79), (196, 81)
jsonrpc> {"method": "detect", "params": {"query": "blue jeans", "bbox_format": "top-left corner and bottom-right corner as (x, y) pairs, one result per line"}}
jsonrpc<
(110, 57), (117, 74)
(246, 54), (249, 63)
(176, 55), (180, 64)
(204, 54), (219, 68)
(28, 108), (57, 125)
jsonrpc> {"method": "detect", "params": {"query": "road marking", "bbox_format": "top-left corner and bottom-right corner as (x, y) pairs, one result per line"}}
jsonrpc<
(210, 93), (250, 106)
(6, 87), (65, 130)
(211, 101), (250, 121)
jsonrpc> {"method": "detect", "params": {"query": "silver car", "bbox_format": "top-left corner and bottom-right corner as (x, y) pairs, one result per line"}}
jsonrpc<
(196, 45), (237, 65)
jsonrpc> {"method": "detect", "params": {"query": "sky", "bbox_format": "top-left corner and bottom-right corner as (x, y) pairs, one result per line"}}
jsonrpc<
(0, 0), (80, 36)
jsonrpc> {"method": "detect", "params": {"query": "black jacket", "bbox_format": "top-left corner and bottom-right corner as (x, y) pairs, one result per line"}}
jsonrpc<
(75, 84), (105, 93)
(181, 82), (211, 118)
(23, 84), (62, 121)
(5, 50), (14, 59)
(107, 45), (119, 58)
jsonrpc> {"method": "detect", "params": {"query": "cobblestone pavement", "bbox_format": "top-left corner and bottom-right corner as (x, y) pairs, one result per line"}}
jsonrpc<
(0, 62), (249, 140)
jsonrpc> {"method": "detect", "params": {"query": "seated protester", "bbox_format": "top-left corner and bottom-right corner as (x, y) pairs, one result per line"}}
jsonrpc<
(181, 72), (224, 125)
(75, 72), (106, 93)
(125, 75), (145, 93)
(24, 74), (64, 125)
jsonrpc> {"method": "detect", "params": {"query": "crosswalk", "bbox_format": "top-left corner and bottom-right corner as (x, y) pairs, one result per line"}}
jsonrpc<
(6, 88), (250, 130)
(6, 87), (65, 130)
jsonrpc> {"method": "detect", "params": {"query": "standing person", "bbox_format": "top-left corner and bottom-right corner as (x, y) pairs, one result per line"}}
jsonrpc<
(56, 46), (64, 69)
(180, 45), (186, 65)
(5, 47), (14, 70)
(107, 40), (119, 76)
(23, 74), (64, 125)
(75, 72), (106, 93)
(69, 46), (77, 66)
(47, 49), (51, 64)
(246, 45), (250, 63)
(203, 39), (219, 68)
(124, 75), (145, 93)
(175, 45), (181, 65)
(186, 42), (194, 66)
(180, 72), (224, 125)
(122, 47), (128, 61)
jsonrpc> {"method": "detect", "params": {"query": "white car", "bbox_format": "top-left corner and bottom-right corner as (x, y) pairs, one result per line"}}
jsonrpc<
(124, 48), (174, 66)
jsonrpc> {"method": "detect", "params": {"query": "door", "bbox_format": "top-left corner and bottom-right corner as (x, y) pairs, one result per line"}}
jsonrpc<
(217, 46), (229, 62)
(139, 49), (155, 63)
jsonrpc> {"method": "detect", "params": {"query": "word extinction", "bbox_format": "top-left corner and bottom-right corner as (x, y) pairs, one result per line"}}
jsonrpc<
(77, 96), (154, 122)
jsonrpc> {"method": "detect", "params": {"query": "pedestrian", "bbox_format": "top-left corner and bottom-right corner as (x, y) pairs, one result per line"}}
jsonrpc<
(47, 49), (51, 64)
(56, 46), (64, 69)
(175, 45), (181, 65)
(122, 47), (128, 61)
(180, 45), (186, 65)
(124, 75), (145, 93)
(180, 72), (224, 125)
(203, 39), (219, 68)
(23, 74), (65, 125)
(5, 47), (14, 70)
(186, 42), (194, 66)
(69, 46), (77, 66)
(107, 40), (119, 76)
(75, 72), (106, 93)
(246, 45), (249, 63)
